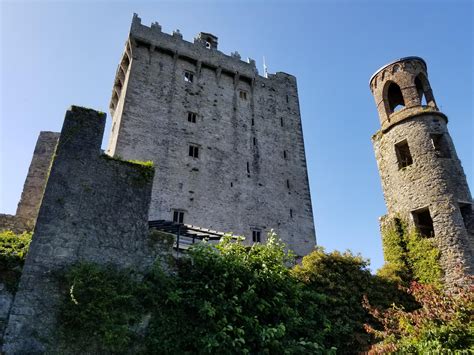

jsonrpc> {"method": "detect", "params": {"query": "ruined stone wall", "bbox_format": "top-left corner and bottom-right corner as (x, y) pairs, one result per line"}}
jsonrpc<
(370, 57), (473, 286)
(2, 106), (160, 353)
(15, 132), (59, 227)
(0, 132), (58, 234)
(106, 14), (316, 256)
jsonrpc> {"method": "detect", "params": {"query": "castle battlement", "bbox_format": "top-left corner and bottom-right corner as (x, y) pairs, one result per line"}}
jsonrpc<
(130, 13), (258, 77)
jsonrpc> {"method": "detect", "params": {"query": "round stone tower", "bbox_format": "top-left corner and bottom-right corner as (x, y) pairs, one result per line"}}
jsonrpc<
(370, 56), (473, 285)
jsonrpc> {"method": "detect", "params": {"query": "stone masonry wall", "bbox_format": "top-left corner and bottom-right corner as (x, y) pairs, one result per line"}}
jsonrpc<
(373, 114), (473, 284)
(106, 14), (316, 256)
(15, 132), (60, 228)
(0, 132), (58, 234)
(2, 106), (160, 353)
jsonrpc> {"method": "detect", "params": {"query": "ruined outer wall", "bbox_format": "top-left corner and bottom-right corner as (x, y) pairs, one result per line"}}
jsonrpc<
(2, 106), (158, 353)
(0, 132), (58, 234)
(106, 15), (316, 256)
(15, 132), (59, 228)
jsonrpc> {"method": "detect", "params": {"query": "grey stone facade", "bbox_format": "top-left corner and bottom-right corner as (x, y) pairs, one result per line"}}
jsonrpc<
(2, 106), (161, 353)
(107, 14), (316, 256)
(0, 132), (59, 234)
(370, 57), (473, 285)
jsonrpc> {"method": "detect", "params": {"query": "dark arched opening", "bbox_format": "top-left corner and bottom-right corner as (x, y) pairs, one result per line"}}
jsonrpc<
(387, 82), (405, 113)
(415, 73), (436, 107)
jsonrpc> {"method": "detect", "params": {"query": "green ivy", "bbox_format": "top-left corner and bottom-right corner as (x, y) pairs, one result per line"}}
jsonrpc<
(0, 230), (32, 293)
(377, 217), (442, 288)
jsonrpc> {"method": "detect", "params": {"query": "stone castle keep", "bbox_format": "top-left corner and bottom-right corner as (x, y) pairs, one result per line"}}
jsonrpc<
(0, 15), (472, 353)
(107, 14), (316, 256)
(370, 57), (473, 284)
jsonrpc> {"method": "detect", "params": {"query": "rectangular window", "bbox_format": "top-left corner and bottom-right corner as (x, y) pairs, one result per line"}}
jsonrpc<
(187, 112), (197, 123)
(290, 209), (293, 218)
(286, 179), (290, 189)
(251, 118), (255, 126)
(459, 203), (472, 230)
(239, 90), (248, 100)
(431, 133), (451, 158)
(188, 145), (199, 158)
(173, 210), (184, 224)
(253, 137), (256, 146)
(184, 71), (194, 83)
(280, 117), (284, 127)
(395, 139), (413, 169)
(283, 150), (287, 159)
(412, 208), (434, 237)
(252, 230), (261, 243)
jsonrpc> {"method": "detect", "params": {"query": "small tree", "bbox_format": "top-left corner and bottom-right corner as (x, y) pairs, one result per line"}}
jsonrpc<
(363, 277), (474, 353)
(292, 247), (410, 353)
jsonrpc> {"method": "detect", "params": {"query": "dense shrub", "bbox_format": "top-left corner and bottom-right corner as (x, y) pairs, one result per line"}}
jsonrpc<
(364, 278), (474, 353)
(60, 233), (332, 353)
(0, 230), (32, 292)
(292, 247), (412, 353)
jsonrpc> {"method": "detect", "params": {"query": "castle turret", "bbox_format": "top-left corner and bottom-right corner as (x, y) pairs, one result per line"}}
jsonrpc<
(370, 57), (473, 285)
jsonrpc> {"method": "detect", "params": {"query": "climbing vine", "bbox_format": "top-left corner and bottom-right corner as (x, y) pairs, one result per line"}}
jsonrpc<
(377, 217), (442, 287)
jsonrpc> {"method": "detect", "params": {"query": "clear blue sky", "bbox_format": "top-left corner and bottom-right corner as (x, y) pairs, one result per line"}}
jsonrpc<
(1, 0), (472, 272)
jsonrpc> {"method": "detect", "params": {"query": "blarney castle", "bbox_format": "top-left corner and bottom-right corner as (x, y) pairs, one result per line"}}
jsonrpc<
(0, 14), (472, 353)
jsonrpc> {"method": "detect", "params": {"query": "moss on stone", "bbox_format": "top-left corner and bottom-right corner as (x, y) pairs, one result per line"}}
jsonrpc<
(101, 154), (155, 185)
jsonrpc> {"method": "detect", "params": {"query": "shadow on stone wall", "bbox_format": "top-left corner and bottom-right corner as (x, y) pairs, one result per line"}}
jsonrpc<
(2, 106), (166, 353)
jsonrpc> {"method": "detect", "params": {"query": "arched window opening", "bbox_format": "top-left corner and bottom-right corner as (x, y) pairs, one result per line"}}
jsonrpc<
(415, 73), (435, 107)
(415, 76), (427, 106)
(387, 82), (405, 113)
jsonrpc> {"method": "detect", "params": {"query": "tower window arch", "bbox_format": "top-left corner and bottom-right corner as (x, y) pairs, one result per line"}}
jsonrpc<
(415, 73), (436, 107)
(386, 82), (405, 113)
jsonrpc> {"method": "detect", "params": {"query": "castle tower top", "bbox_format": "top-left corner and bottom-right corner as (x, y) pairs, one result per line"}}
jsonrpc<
(369, 56), (445, 132)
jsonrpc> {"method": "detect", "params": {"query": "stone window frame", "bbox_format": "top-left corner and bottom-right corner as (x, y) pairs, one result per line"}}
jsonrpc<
(383, 81), (406, 117)
(459, 202), (473, 231)
(188, 144), (200, 158)
(187, 111), (197, 123)
(172, 209), (185, 224)
(411, 206), (435, 238)
(239, 90), (248, 100)
(252, 229), (262, 243)
(184, 70), (194, 83)
(430, 133), (451, 159)
(394, 139), (413, 170)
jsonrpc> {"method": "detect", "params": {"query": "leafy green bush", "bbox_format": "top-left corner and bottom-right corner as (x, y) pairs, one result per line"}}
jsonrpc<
(0, 230), (32, 292)
(59, 263), (147, 352)
(60, 233), (333, 353)
(364, 277), (474, 353)
(292, 247), (412, 353)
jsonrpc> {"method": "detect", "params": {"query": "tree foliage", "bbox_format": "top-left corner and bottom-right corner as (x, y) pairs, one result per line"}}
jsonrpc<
(60, 233), (333, 353)
(364, 277), (474, 353)
(292, 247), (412, 353)
(0, 230), (32, 292)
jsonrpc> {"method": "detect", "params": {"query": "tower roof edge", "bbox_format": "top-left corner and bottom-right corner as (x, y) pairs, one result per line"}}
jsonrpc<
(369, 56), (427, 87)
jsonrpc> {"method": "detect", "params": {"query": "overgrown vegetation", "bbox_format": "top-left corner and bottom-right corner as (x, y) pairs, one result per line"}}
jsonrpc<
(0, 230), (32, 292)
(2, 228), (471, 352)
(364, 278), (474, 353)
(377, 217), (442, 287)
(292, 248), (414, 352)
(58, 233), (416, 353)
